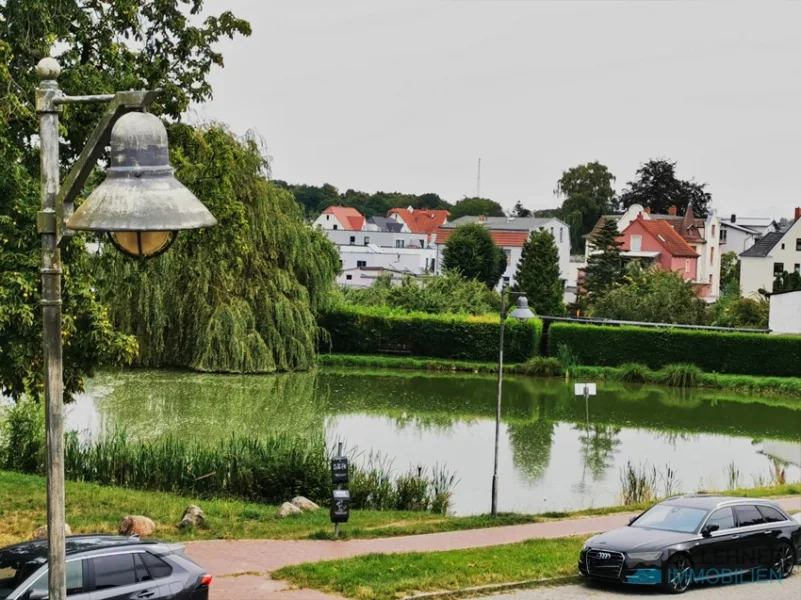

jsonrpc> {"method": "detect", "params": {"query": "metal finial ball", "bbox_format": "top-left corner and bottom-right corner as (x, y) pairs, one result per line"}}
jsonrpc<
(35, 57), (61, 81)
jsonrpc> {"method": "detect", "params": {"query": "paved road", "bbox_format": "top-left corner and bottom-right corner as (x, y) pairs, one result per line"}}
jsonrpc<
(481, 578), (801, 599)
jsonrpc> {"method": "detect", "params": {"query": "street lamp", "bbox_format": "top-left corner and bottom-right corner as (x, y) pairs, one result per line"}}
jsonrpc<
(35, 57), (216, 600)
(491, 285), (535, 517)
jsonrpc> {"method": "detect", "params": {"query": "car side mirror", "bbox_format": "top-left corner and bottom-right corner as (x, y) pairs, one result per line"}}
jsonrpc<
(702, 524), (719, 537)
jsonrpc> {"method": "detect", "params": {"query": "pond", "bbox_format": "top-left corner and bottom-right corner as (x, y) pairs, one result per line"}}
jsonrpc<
(66, 369), (801, 516)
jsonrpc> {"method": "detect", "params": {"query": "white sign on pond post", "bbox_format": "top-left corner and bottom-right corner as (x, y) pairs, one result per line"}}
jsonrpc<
(575, 383), (596, 432)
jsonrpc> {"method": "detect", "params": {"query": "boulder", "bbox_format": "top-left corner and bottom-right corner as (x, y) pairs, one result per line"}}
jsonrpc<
(177, 504), (205, 530)
(291, 496), (320, 512)
(277, 502), (302, 519)
(119, 516), (156, 537)
(33, 523), (72, 540)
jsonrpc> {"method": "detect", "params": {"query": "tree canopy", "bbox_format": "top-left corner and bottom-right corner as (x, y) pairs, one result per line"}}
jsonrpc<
(442, 224), (506, 289)
(619, 159), (711, 217)
(583, 218), (624, 298)
(0, 0), (250, 398)
(512, 230), (564, 316)
(510, 201), (533, 218)
(555, 162), (616, 253)
(339, 272), (501, 315)
(590, 265), (709, 325)
(449, 197), (506, 220)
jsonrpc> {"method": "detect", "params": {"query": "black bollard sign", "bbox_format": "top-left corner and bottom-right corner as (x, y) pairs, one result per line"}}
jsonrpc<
(331, 489), (350, 523)
(331, 454), (349, 485)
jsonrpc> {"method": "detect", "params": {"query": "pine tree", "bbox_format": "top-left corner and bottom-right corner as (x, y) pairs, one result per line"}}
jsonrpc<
(512, 230), (564, 316)
(584, 218), (624, 298)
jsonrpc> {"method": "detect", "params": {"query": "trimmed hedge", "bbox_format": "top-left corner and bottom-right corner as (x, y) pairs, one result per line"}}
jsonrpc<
(320, 307), (542, 363)
(549, 323), (801, 377)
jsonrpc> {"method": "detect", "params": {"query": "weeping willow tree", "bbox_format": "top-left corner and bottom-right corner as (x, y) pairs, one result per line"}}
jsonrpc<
(94, 123), (339, 373)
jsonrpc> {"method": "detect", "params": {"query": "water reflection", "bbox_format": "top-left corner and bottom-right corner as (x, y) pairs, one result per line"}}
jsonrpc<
(66, 369), (801, 515)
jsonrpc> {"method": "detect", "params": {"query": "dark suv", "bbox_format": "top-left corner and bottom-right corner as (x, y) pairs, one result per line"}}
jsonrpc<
(0, 536), (211, 600)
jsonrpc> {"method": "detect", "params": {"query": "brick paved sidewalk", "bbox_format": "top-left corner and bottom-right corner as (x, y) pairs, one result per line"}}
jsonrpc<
(186, 496), (801, 600)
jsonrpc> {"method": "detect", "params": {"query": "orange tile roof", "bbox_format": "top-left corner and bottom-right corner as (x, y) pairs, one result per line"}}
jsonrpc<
(322, 206), (365, 231)
(388, 208), (451, 235)
(435, 228), (529, 247)
(633, 218), (699, 258)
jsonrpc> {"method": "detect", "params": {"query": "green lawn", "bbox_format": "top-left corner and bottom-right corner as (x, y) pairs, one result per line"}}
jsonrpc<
(273, 536), (587, 600)
(0, 471), (796, 548)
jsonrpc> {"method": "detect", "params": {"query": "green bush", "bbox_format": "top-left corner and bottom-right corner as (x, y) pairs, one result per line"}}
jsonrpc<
(659, 364), (701, 388)
(321, 306), (542, 363)
(618, 363), (650, 383)
(519, 357), (563, 377)
(549, 323), (801, 377)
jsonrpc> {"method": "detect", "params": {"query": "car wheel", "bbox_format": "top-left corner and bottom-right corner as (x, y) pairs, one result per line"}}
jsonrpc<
(773, 542), (795, 580)
(663, 554), (693, 594)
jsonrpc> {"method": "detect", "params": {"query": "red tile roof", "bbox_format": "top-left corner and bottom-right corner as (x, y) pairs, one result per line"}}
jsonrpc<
(435, 228), (529, 247)
(630, 218), (699, 258)
(387, 208), (451, 235)
(322, 206), (365, 231)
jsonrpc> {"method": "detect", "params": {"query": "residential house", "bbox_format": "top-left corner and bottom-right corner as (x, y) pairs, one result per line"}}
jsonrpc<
(719, 215), (768, 254)
(434, 215), (571, 291)
(585, 204), (721, 301)
(387, 207), (450, 243)
(618, 214), (704, 293)
(739, 208), (801, 296)
(336, 265), (421, 289)
(312, 206), (365, 231)
(338, 244), (436, 282)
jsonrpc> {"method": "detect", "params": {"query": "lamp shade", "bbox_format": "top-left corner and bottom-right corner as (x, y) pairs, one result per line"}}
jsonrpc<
(67, 112), (216, 233)
(509, 296), (536, 321)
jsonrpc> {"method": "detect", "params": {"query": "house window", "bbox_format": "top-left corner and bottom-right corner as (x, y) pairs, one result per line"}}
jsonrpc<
(710, 247), (715, 265)
(420, 239), (425, 247)
(709, 274), (713, 283)
(357, 260), (367, 268)
(795, 264), (800, 274)
(685, 259), (690, 273)
(346, 274), (352, 280)
(349, 236), (356, 245)
(720, 228), (727, 243)
(631, 235), (642, 252)
(781, 243), (785, 250)
(395, 240), (405, 248)
(333, 224), (338, 230)
(774, 262), (784, 276)
(559, 228), (564, 243)
(430, 258), (436, 271)
(326, 215), (330, 220)
(364, 236), (370, 245)
(502, 276), (510, 286)
(550, 227), (554, 237)
(711, 225), (716, 237)
(504, 249), (512, 265)
(797, 238), (801, 251)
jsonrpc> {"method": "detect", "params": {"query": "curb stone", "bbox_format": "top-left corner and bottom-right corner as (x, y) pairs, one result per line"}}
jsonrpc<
(400, 575), (582, 600)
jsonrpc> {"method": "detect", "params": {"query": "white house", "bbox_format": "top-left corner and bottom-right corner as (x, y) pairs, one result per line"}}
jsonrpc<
(585, 204), (722, 301)
(719, 217), (764, 254)
(769, 289), (801, 335)
(739, 208), (801, 297)
(434, 215), (571, 291)
(336, 266), (421, 289)
(312, 206), (365, 231)
(338, 244), (436, 282)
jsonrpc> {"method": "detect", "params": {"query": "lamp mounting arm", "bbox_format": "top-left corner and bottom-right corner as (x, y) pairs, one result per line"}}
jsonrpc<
(44, 90), (161, 248)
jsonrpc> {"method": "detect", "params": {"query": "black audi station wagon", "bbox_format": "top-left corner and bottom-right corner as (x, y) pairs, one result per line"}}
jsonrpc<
(579, 495), (800, 594)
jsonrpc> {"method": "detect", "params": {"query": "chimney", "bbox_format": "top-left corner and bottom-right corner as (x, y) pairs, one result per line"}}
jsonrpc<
(795, 207), (801, 222)
(731, 214), (736, 223)
(644, 207), (651, 214)
(668, 206), (677, 216)
(478, 215), (486, 222)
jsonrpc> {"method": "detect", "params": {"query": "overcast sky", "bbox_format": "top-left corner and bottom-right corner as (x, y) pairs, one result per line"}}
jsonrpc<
(196, 1), (799, 219)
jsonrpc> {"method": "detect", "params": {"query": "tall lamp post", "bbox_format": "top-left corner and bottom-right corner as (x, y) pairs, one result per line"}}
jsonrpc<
(491, 285), (535, 517)
(35, 57), (216, 600)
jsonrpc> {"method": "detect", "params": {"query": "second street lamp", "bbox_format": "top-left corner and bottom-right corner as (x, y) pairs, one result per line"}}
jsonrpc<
(491, 285), (535, 517)
(35, 57), (216, 600)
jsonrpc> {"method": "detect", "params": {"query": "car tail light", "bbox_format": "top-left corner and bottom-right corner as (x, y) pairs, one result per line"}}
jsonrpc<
(200, 574), (213, 587)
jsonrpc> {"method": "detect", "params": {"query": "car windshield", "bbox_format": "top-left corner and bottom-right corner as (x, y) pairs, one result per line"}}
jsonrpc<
(0, 550), (46, 600)
(631, 504), (708, 533)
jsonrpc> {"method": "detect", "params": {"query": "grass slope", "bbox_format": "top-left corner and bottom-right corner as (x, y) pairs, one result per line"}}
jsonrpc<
(274, 536), (586, 600)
